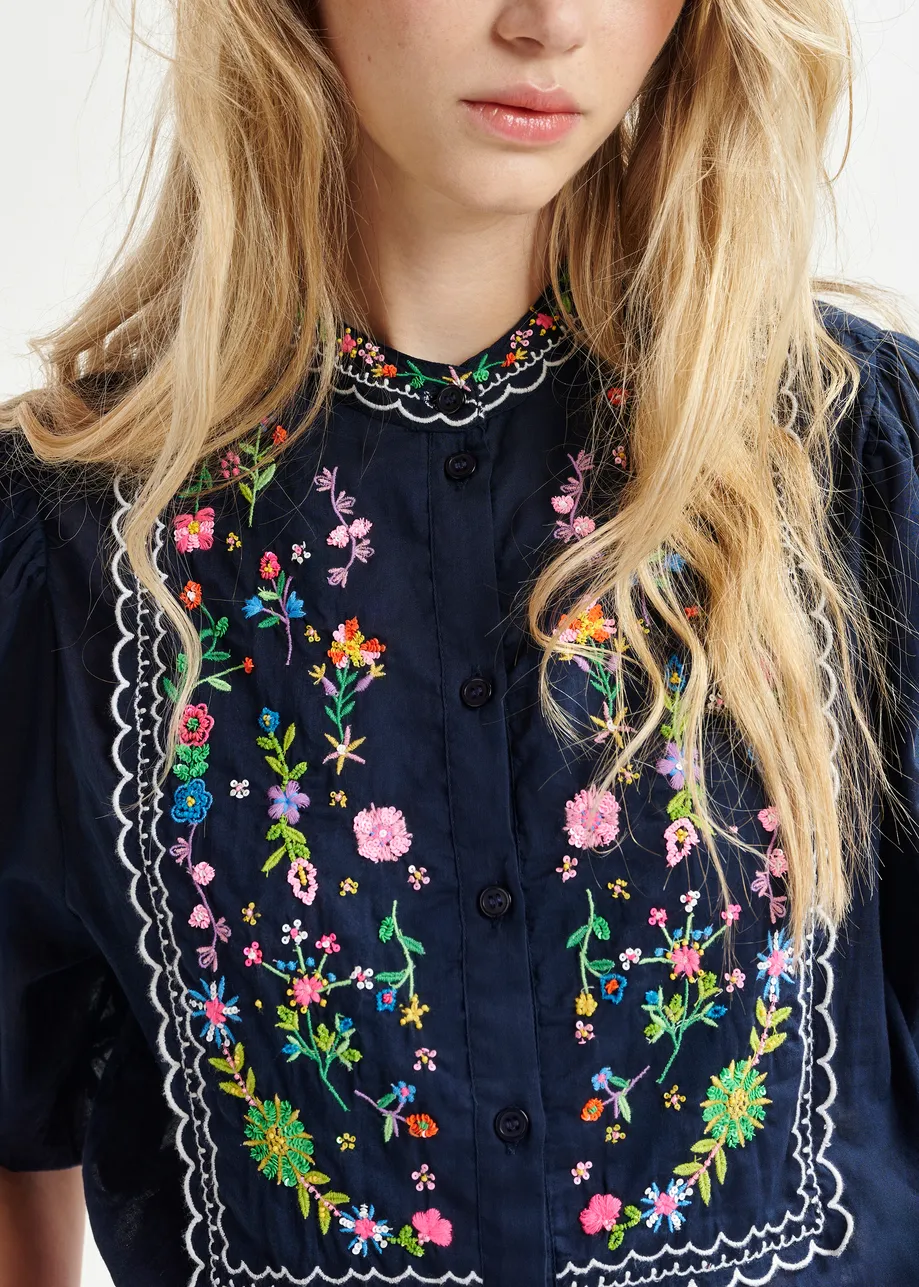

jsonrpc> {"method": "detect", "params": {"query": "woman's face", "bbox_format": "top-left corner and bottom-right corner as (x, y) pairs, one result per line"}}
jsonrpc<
(313, 0), (686, 216)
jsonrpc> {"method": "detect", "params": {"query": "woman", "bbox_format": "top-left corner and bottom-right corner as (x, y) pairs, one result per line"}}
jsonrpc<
(1, 1), (917, 1284)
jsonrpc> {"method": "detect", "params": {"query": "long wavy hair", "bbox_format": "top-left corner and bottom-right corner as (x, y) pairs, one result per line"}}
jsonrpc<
(2, 0), (914, 949)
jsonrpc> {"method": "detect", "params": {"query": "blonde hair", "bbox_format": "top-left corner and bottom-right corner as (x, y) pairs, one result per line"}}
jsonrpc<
(2, 0), (915, 949)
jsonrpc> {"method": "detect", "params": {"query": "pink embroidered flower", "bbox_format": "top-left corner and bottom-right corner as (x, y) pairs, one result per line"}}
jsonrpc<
(291, 541), (310, 564)
(768, 847), (788, 877)
(316, 933), (340, 954)
(267, 779), (310, 824)
(259, 551), (281, 580)
(407, 864), (429, 890)
(411, 1208), (453, 1247)
(349, 517), (373, 539)
(188, 904), (210, 929)
(287, 857), (318, 905)
(191, 862), (215, 887)
(243, 941), (262, 967)
(579, 1193), (622, 1236)
(648, 907), (667, 927)
(573, 515), (596, 539)
(564, 787), (621, 850)
(353, 803), (413, 862)
(412, 1164), (436, 1191)
(173, 507), (216, 553)
(339, 332), (357, 356)
(664, 817), (699, 867)
(219, 450), (241, 479)
(571, 1161), (593, 1184)
(724, 968), (746, 993)
(291, 975), (324, 1008)
(556, 854), (578, 881)
(680, 889), (700, 912)
(669, 944), (702, 979)
(413, 1047), (437, 1071)
(575, 1020), (595, 1044)
(179, 702), (214, 745)
(552, 494), (575, 514)
(758, 805), (779, 831)
(721, 903), (742, 924)
(327, 525), (350, 548)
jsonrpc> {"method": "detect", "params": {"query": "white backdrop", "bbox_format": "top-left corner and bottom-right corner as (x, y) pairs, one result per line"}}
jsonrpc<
(0, 3), (915, 1285)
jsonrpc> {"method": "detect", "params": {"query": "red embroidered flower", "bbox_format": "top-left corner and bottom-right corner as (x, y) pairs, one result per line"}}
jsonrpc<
(180, 580), (202, 610)
(243, 656), (255, 673)
(179, 702), (214, 746)
(272, 425), (287, 445)
(580, 1097), (604, 1122)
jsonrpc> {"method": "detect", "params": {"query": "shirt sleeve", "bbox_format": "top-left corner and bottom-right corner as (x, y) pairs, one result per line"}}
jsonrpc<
(0, 452), (117, 1171)
(834, 315), (919, 1057)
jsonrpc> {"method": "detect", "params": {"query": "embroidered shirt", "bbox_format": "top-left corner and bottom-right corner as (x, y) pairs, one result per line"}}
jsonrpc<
(1, 290), (918, 1287)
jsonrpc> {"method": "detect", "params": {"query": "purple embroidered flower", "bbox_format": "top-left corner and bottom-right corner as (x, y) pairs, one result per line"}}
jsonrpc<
(655, 741), (694, 790)
(267, 779), (310, 824)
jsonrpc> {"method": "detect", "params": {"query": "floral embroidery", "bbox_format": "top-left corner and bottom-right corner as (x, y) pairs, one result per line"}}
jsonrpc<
(724, 967), (746, 992)
(187, 976), (241, 1044)
(575, 1020), (595, 1045)
(339, 877), (359, 896)
(374, 902), (429, 1028)
(291, 541), (311, 564)
(564, 786), (621, 851)
(230, 778), (250, 798)
(579, 1193), (642, 1251)
(641, 1179), (693, 1233)
(412, 1163), (436, 1191)
(254, 711), (318, 906)
(397, 1208), (454, 1256)
(339, 1203), (390, 1256)
(413, 1047), (436, 1072)
(751, 804), (789, 922)
(242, 551), (306, 665)
(608, 878), (630, 900)
(226, 531), (242, 551)
(164, 587), (251, 699)
(551, 451), (596, 543)
(571, 1160), (593, 1184)
(230, 419), (280, 527)
(310, 617), (386, 773)
(663, 1084), (686, 1111)
(354, 1079), (439, 1143)
(241, 902), (260, 925)
(336, 1133), (356, 1151)
(353, 803), (413, 863)
(556, 854), (578, 882)
(314, 466), (375, 587)
(407, 864), (429, 890)
(173, 506), (216, 553)
(568, 890), (627, 1016)
(330, 790), (348, 807)
(756, 927), (795, 1000)
(606, 1123), (626, 1143)
(580, 1065), (649, 1126)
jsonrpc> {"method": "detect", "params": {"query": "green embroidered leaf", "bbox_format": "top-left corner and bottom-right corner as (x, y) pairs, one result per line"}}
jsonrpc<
(232, 1042), (245, 1070)
(697, 1167), (712, 1206)
(265, 822), (284, 841)
(255, 462), (276, 493)
(297, 1184), (310, 1220)
(207, 648), (232, 663)
(397, 1225), (424, 1257)
(325, 1192), (350, 1207)
(691, 1139), (718, 1153)
(607, 1226), (625, 1251)
(587, 958), (616, 974)
(323, 704), (337, 723)
(618, 1095), (631, 1124)
(238, 482), (254, 503)
(761, 1032), (786, 1053)
(383, 1115), (394, 1143)
(245, 1067), (256, 1097)
(264, 755), (286, 775)
(643, 1021), (665, 1042)
(373, 971), (404, 985)
(276, 571), (287, 595)
(256, 735), (275, 750)
(591, 914), (611, 941)
(715, 1145), (728, 1184)
(213, 616), (229, 638)
(379, 917), (396, 943)
(338, 1047), (362, 1065)
(314, 1024), (334, 1053)
(258, 617), (279, 628)
(208, 1057), (233, 1074)
(749, 1026), (760, 1054)
(162, 676), (178, 701)
(340, 701), (356, 719)
(288, 760), (308, 779)
(566, 925), (588, 950)
(317, 1197), (331, 1235)
(756, 996), (769, 1028)
(262, 845), (287, 873)
(609, 1076), (629, 1090)
(218, 1080), (248, 1098)
(206, 677), (232, 692)
(672, 1162), (698, 1176)
(378, 1093), (397, 1110)
(176, 652), (188, 674)
(772, 1006), (792, 1026)
(282, 723), (296, 752)
(622, 1205), (642, 1230)
(276, 1006), (300, 1032)
(401, 936), (425, 956)
(304, 1171), (330, 1185)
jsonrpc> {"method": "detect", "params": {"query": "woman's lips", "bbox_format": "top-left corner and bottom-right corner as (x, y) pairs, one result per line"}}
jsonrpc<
(460, 100), (581, 143)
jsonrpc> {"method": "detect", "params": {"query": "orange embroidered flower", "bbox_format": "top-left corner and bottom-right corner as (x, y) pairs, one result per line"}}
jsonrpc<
(381, 364), (397, 378)
(557, 602), (614, 650)
(406, 1113), (438, 1139)
(272, 424), (287, 445)
(580, 1098), (604, 1122)
(243, 657), (255, 674)
(180, 580), (202, 610)
(328, 617), (386, 670)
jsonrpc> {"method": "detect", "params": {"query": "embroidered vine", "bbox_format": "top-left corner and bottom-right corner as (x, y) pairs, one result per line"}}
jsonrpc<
(551, 450), (596, 542)
(254, 709), (316, 904)
(225, 418), (282, 527)
(314, 466), (375, 587)
(164, 583), (253, 698)
(243, 550), (306, 665)
(580, 1065), (650, 1127)
(751, 805), (789, 923)
(310, 617), (386, 773)
(375, 901), (429, 1029)
(568, 889), (626, 1017)
(354, 1079), (440, 1144)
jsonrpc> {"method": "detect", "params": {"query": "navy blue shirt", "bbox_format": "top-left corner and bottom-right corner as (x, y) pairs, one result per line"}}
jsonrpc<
(1, 293), (918, 1287)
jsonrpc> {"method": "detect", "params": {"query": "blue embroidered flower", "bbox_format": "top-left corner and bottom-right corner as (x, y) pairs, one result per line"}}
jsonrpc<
(641, 1179), (693, 1233)
(286, 591), (306, 619)
(337, 1016), (355, 1033)
(598, 973), (627, 1004)
(376, 988), (397, 1012)
(259, 707), (280, 733)
(171, 777), (213, 824)
(591, 1067), (613, 1092)
(186, 976), (241, 1044)
(392, 1081), (416, 1103)
(709, 1005), (728, 1019)
(243, 595), (263, 618)
(756, 927), (795, 1001)
(338, 1203), (392, 1256)
(665, 654), (687, 695)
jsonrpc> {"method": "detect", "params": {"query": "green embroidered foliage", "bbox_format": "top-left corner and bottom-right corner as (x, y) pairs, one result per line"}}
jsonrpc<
(607, 1206), (641, 1251)
(397, 1225), (424, 1257)
(172, 742), (210, 783)
(255, 721), (312, 874)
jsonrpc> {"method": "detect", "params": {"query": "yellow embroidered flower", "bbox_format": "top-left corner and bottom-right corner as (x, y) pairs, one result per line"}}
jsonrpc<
(309, 663), (328, 686)
(304, 624), (320, 642)
(575, 991), (598, 1017)
(605, 1123), (626, 1143)
(241, 901), (260, 926)
(607, 878), (630, 901)
(330, 790), (348, 808)
(339, 877), (359, 897)
(663, 1084), (686, 1111)
(336, 1133), (356, 1151)
(616, 762), (639, 786)
(226, 531), (242, 551)
(399, 993), (430, 1030)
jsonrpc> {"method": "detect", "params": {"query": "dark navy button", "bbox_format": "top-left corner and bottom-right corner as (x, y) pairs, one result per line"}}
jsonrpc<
(478, 885), (512, 919)
(444, 451), (477, 480)
(435, 384), (467, 415)
(494, 1107), (529, 1143)
(460, 676), (492, 708)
